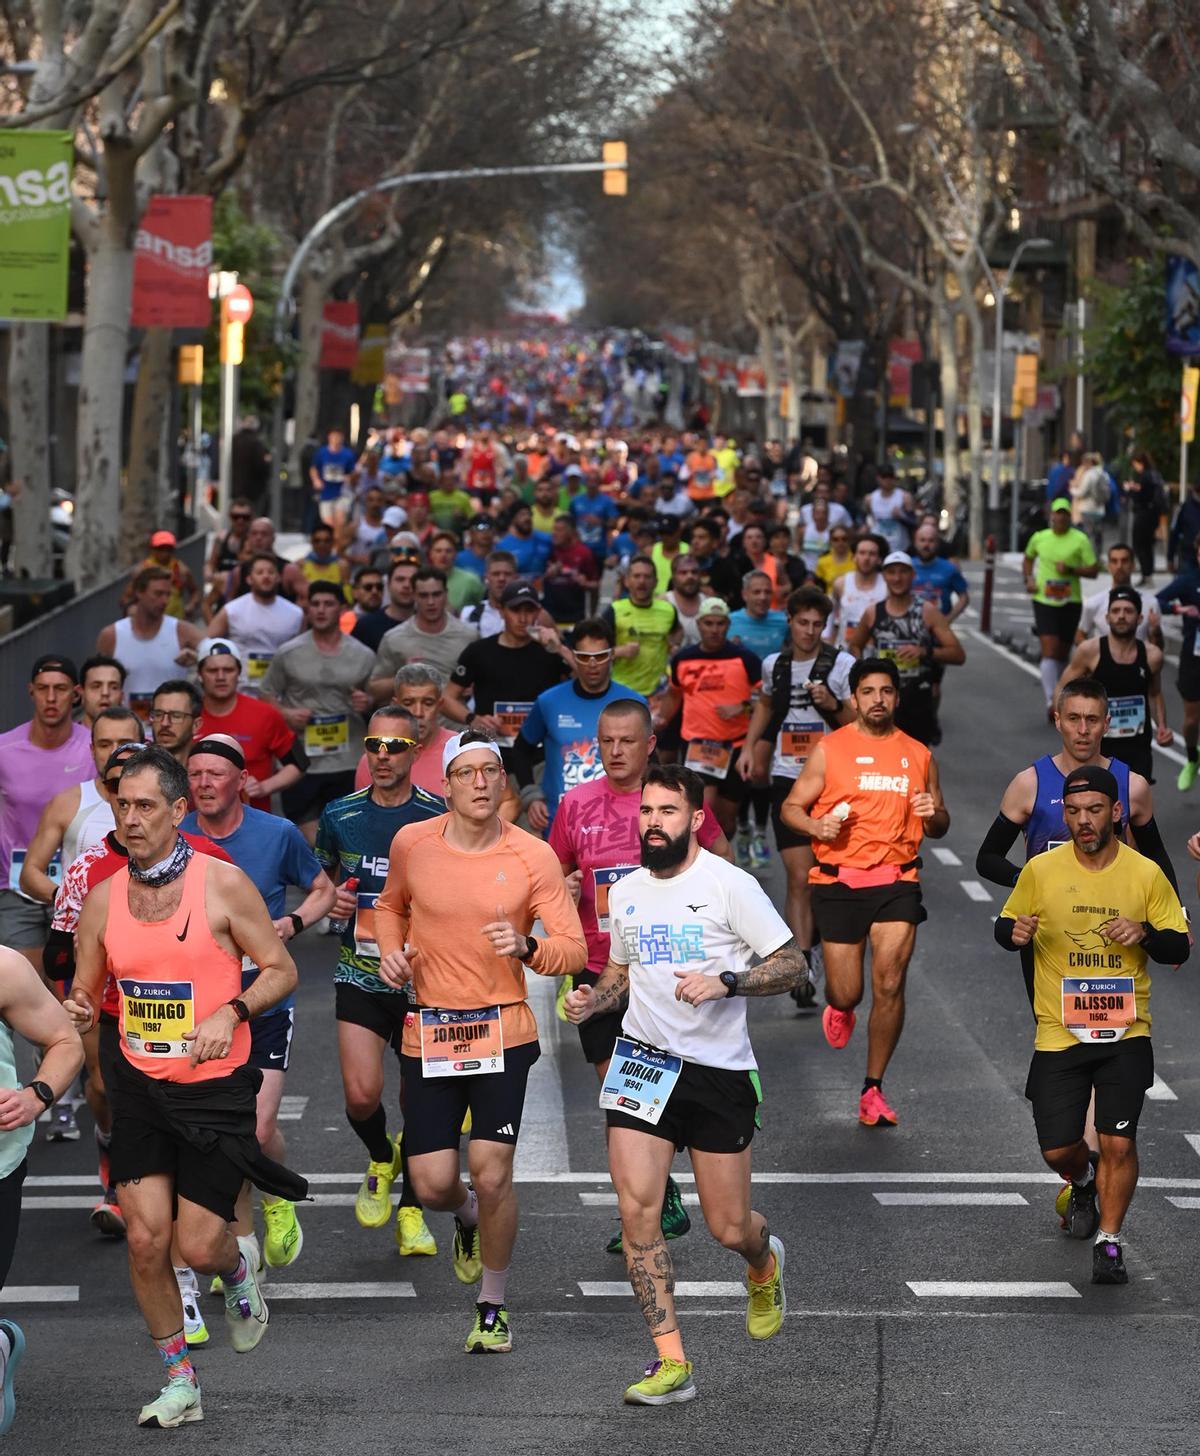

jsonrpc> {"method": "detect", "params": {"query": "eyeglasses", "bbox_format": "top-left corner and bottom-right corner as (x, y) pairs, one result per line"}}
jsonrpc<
(148, 709), (194, 723)
(364, 735), (417, 755)
(358, 582), (384, 592)
(104, 776), (124, 791)
(448, 762), (504, 785)
(574, 649), (612, 663)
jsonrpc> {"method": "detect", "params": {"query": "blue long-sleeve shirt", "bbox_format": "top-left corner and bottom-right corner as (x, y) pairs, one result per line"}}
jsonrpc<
(1168, 496), (1200, 568)
(1157, 566), (1200, 654)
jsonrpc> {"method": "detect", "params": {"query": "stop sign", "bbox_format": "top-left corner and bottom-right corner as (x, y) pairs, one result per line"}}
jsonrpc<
(225, 284), (254, 324)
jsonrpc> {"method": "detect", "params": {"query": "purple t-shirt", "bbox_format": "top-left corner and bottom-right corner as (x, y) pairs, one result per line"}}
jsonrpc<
(0, 720), (92, 891)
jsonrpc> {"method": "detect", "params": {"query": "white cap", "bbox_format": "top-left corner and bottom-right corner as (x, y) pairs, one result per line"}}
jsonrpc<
(442, 732), (504, 777)
(196, 636), (240, 664)
(882, 551), (914, 569)
(382, 505), (407, 528)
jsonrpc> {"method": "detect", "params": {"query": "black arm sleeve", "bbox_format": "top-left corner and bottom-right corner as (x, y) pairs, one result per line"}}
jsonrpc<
(1129, 816), (1180, 897)
(976, 813), (1023, 889)
(510, 733), (539, 790)
(44, 927), (74, 983)
(993, 917), (1019, 951)
(281, 739), (309, 773)
(1142, 925), (1191, 965)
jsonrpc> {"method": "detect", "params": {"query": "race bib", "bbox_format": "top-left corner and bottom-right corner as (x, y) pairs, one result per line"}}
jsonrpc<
(685, 738), (733, 780)
(493, 701), (533, 749)
(780, 724), (823, 766)
(1061, 976), (1136, 1044)
(305, 713), (349, 756)
(353, 892), (379, 958)
(8, 848), (61, 895)
(1107, 695), (1146, 739)
(598, 1036), (682, 1125)
(1043, 578), (1072, 601)
(419, 1006), (504, 1076)
(593, 864), (638, 933)
(246, 652), (273, 682)
(878, 645), (922, 678)
(119, 978), (194, 1058)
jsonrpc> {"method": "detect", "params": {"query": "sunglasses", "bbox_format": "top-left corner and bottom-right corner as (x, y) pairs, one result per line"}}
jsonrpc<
(392, 547), (421, 560)
(104, 776), (124, 791)
(574, 649), (613, 662)
(364, 736), (417, 755)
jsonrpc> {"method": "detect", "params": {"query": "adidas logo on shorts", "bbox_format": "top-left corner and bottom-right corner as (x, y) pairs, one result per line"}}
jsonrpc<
(496, 1123), (515, 1136)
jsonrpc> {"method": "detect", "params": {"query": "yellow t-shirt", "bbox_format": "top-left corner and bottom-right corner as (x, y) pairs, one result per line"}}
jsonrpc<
(1001, 841), (1185, 1052)
(815, 551), (854, 592)
(714, 445), (739, 497)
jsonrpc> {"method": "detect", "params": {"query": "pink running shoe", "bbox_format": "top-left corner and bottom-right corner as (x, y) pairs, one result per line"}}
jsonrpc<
(822, 1005), (856, 1049)
(858, 1086), (898, 1127)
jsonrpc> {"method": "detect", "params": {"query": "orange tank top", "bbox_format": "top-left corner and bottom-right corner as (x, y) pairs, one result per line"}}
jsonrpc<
(106, 855), (249, 1081)
(809, 723), (931, 883)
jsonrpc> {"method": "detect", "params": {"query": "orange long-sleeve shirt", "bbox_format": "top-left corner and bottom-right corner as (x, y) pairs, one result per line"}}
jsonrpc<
(375, 816), (587, 1053)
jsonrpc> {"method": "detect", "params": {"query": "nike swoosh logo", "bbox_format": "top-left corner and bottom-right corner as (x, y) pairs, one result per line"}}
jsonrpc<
(176, 913), (190, 942)
(268, 1051), (284, 1060)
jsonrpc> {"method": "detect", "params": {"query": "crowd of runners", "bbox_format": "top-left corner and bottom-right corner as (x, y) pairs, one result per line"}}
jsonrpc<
(0, 332), (1196, 1430)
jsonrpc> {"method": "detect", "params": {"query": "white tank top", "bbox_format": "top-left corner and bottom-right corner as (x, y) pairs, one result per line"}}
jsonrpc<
(112, 615), (182, 712)
(225, 592), (304, 690)
(665, 592), (702, 647)
(867, 488), (910, 550)
(62, 778), (115, 867)
(836, 573), (888, 647)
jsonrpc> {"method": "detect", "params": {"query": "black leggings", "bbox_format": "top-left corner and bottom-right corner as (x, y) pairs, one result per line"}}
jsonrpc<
(1132, 512), (1157, 578)
(0, 1157), (27, 1290)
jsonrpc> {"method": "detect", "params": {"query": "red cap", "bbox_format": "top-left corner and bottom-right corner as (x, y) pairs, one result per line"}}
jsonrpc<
(150, 530), (176, 548)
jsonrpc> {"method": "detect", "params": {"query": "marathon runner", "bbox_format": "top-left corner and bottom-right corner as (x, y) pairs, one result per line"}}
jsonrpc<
(1065, 589), (1172, 782)
(207, 554), (304, 694)
(370, 567), (479, 699)
(182, 737), (335, 1276)
(1077, 543), (1163, 646)
(78, 654), (127, 724)
(315, 708), (444, 1256)
(97, 569), (201, 720)
(147, 680), (201, 767)
(780, 657), (949, 1126)
(564, 765), (805, 1406)
(1154, 534), (1200, 790)
(604, 554), (682, 699)
(1024, 498), (1099, 721)
(374, 730), (586, 1353)
(64, 747), (307, 1428)
(995, 765), (1188, 1284)
(825, 534), (887, 648)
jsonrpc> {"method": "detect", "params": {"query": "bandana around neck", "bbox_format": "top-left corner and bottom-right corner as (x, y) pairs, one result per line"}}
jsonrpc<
(127, 833), (193, 888)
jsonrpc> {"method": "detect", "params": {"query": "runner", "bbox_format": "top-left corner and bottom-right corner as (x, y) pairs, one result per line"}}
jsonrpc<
(825, 534), (888, 648)
(354, 665), (456, 799)
(780, 657), (950, 1126)
(995, 765), (1189, 1283)
(182, 737), (335, 1276)
(564, 765), (805, 1406)
(661, 553), (703, 647)
(1064, 589), (1172, 781)
(78, 654), (127, 724)
(64, 747), (306, 1427)
(459, 551), (521, 640)
(738, 586), (856, 1003)
(370, 567), (479, 698)
(207, 554), (304, 695)
(1155, 534), (1200, 790)
(865, 463), (915, 553)
(549, 699), (731, 1253)
(728, 570), (789, 863)
(604, 555), (681, 698)
(1024, 498), (1099, 721)
(0, 945), (83, 1437)
(374, 730), (587, 1352)
(97, 569), (202, 720)
(1077, 543), (1163, 646)
(315, 708), (444, 1256)
(147, 680), (201, 767)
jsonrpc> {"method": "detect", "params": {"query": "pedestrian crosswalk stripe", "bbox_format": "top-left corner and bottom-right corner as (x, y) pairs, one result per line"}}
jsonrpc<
(579, 1281), (742, 1297)
(267, 1282), (416, 1299)
(907, 1281), (1079, 1298)
(2, 1285), (78, 1303)
(874, 1193), (1028, 1207)
(278, 1096), (309, 1121)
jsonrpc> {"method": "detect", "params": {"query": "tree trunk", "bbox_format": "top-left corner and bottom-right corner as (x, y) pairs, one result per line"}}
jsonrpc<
(760, 324), (780, 442)
(289, 271), (328, 487)
(8, 322), (54, 578)
(124, 327), (174, 565)
(965, 301), (985, 560)
(936, 292), (961, 527)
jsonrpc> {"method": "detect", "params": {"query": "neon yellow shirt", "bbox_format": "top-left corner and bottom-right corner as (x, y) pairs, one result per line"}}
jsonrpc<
(1025, 527), (1096, 607)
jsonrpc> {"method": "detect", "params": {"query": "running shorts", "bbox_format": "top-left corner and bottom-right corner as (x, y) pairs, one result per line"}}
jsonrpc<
(98, 1010), (121, 1097)
(811, 880), (925, 943)
(335, 982), (410, 1052)
(770, 775), (810, 851)
(1024, 1037), (1154, 1151)
(694, 758), (746, 804)
(572, 968), (626, 1065)
(605, 1059), (761, 1154)
(1177, 654), (1200, 704)
(1033, 600), (1082, 644)
(0, 890), (49, 951)
(248, 1008), (294, 1072)
(398, 1040), (540, 1155)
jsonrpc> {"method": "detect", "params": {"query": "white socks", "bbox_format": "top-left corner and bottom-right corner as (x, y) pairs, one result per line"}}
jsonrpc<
(1039, 657), (1061, 707)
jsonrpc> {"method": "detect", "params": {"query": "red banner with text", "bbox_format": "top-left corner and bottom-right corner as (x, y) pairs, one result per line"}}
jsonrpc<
(131, 195), (213, 328)
(320, 300), (360, 370)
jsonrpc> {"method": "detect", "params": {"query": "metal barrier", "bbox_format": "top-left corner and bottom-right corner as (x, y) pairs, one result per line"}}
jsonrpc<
(0, 533), (207, 732)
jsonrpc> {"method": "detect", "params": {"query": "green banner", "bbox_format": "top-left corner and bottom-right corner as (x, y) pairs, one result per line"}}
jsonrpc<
(0, 131), (73, 321)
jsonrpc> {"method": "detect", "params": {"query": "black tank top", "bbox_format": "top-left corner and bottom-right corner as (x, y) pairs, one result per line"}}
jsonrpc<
(1097, 636), (1152, 779)
(872, 599), (933, 691)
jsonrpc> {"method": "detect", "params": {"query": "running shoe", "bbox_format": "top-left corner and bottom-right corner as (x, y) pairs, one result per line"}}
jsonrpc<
(1065, 1156), (1100, 1239)
(262, 1198), (303, 1267)
(137, 1377), (203, 1428)
(90, 1189), (126, 1238)
(355, 1144), (401, 1229)
(0, 1320), (25, 1437)
(858, 1086), (898, 1127)
(46, 1102), (79, 1141)
(822, 1005), (856, 1049)
(395, 1205), (437, 1256)
(1179, 760), (1198, 792)
(181, 1293), (210, 1349)
(607, 1176), (693, 1254)
(224, 1235), (270, 1353)
(623, 1357), (696, 1406)
(210, 1234), (262, 1295)
(746, 1234), (786, 1340)
(464, 1301), (512, 1353)
(555, 974), (570, 1022)
(749, 833), (770, 871)
(734, 832), (752, 870)
(96, 1135), (111, 1191)
(1092, 1237), (1128, 1285)
(452, 1216), (482, 1284)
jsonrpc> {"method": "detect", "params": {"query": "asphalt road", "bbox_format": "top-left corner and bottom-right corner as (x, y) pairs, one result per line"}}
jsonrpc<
(9, 597), (1200, 1453)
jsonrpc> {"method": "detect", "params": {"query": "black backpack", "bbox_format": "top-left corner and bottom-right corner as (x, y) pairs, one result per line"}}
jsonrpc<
(765, 641), (842, 740)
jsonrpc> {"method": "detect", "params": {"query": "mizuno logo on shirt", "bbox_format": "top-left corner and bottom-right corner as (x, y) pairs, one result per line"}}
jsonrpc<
(857, 773), (909, 793)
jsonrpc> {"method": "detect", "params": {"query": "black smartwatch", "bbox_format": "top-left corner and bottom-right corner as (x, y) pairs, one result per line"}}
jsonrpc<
(227, 997), (251, 1023)
(289, 912), (305, 938)
(719, 971), (739, 998)
(523, 935), (538, 963)
(25, 1080), (55, 1109)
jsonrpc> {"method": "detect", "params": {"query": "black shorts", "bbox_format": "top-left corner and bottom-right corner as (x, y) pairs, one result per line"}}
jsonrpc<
(335, 981), (409, 1053)
(606, 1059), (761, 1154)
(398, 1039), (540, 1155)
(811, 880), (926, 944)
(1025, 1037), (1154, 1151)
(693, 758), (745, 804)
(572, 969), (627, 1065)
(248, 1008), (294, 1071)
(770, 775), (810, 851)
(1033, 600), (1083, 645)
(281, 769), (358, 825)
(1178, 654), (1200, 704)
(108, 1058), (255, 1222)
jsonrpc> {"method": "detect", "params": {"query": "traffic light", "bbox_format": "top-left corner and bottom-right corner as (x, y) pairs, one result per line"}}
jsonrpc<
(177, 344), (203, 385)
(603, 141), (628, 196)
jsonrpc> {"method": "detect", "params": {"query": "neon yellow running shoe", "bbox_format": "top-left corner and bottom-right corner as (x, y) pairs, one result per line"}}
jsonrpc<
(395, 1205), (437, 1256)
(464, 1301), (511, 1353)
(623, 1357), (696, 1405)
(209, 1234), (262, 1295)
(1179, 759), (1198, 792)
(262, 1198), (303, 1268)
(452, 1215), (482, 1284)
(746, 1235), (786, 1340)
(356, 1143), (401, 1229)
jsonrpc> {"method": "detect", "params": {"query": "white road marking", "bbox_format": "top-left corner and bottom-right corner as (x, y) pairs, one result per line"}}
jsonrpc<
(579, 1281), (743, 1298)
(874, 1193), (1028, 1207)
(931, 848), (962, 866)
(1166, 1197), (1200, 1209)
(1184, 1133), (1200, 1161)
(907, 1281), (1079, 1299)
(512, 964), (571, 1179)
(960, 880), (992, 902)
(1146, 1074), (1177, 1102)
(277, 1095), (308, 1121)
(266, 1282), (416, 1299)
(1, 1285), (78, 1303)
(579, 1190), (701, 1207)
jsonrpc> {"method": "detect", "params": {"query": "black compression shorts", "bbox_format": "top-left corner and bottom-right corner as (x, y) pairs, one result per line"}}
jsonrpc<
(398, 1040), (540, 1155)
(605, 1059), (761, 1154)
(1024, 1037), (1154, 1151)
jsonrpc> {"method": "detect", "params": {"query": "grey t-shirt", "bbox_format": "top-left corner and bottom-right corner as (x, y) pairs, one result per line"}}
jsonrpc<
(375, 614), (478, 684)
(260, 631), (378, 775)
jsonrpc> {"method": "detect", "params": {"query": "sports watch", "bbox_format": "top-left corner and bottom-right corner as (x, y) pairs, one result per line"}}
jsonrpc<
(719, 971), (739, 998)
(25, 1080), (55, 1108)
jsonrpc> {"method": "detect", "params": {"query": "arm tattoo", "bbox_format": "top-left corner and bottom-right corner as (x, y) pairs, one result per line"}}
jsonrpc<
(733, 939), (808, 996)
(590, 962), (630, 1014)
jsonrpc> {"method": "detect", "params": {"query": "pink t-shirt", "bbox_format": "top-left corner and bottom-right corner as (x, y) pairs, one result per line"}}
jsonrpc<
(353, 726), (455, 799)
(549, 775), (723, 972)
(0, 720), (93, 890)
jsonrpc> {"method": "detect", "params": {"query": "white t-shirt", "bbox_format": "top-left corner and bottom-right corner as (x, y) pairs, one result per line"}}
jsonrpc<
(608, 850), (792, 1070)
(801, 501), (851, 532)
(760, 649), (855, 779)
(1079, 584), (1160, 643)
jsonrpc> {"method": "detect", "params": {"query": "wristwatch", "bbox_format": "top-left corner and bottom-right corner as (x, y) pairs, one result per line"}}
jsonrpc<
(289, 912), (305, 938)
(25, 1080), (55, 1109)
(719, 971), (739, 998)
(227, 997), (251, 1023)
(523, 935), (538, 963)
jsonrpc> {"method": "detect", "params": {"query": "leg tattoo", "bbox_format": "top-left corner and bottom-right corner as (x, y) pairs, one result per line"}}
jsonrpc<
(626, 1234), (673, 1329)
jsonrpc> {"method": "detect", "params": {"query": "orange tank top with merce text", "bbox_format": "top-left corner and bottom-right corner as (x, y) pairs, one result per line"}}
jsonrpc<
(105, 855), (249, 1081)
(808, 723), (931, 882)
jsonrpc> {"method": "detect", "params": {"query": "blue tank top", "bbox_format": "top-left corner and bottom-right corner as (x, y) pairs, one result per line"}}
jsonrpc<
(1025, 754), (1130, 859)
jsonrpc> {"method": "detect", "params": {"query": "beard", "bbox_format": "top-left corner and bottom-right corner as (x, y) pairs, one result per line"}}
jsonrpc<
(640, 824), (691, 870)
(1074, 820), (1113, 856)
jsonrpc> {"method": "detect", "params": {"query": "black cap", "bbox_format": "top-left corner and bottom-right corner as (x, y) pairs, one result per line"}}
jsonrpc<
(1062, 764), (1119, 802)
(500, 581), (540, 609)
(654, 513), (682, 533)
(468, 514), (494, 531)
(877, 460), (897, 478)
(30, 653), (78, 683)
(1108, 585), (1142, 611)
(746, 497), (770, 514)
